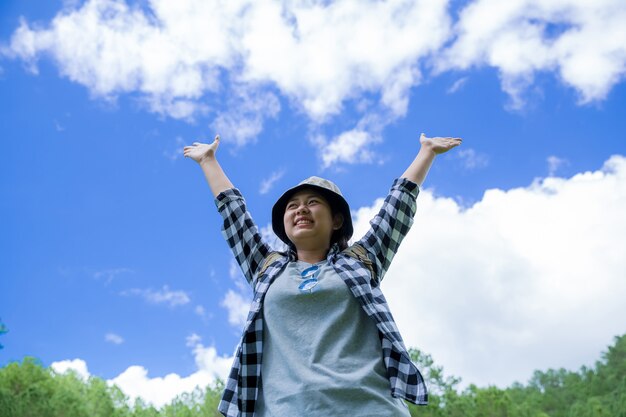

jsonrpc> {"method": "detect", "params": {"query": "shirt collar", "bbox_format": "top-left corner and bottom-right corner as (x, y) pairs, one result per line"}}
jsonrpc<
(288, 243), (340, 262)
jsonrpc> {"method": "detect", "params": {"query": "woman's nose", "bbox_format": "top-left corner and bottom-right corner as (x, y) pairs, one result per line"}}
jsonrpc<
(296, 204), (310, 214)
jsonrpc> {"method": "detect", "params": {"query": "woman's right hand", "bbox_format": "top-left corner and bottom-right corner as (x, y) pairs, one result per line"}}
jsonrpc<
(183, 134), (220, 163)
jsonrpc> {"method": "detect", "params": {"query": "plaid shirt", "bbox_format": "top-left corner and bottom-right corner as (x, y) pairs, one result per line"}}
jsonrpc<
(214, 178), (428, 417)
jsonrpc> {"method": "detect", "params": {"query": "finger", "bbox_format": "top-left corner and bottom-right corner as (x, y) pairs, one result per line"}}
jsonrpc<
(215, 134), (220, 141)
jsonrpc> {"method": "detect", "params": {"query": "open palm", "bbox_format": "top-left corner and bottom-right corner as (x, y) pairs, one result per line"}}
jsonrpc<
(184, 134), (220, 163)
(420, 133), (462, 155)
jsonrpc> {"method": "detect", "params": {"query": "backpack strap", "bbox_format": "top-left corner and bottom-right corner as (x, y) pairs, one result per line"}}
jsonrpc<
(257, 251), (284, 278)
(258, 245), (376, 283)
(343, 243), (376, 282)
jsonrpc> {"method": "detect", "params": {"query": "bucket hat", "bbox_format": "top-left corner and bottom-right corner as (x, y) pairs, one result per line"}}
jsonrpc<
(272, 176), (353, 246)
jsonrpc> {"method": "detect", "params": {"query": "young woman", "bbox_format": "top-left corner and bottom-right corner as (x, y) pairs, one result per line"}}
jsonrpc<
(184, 133), (462, 417)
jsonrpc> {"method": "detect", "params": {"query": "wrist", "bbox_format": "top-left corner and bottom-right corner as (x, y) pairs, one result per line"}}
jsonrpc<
(199, 154), (217, 166)
(418, 142), (437, 158)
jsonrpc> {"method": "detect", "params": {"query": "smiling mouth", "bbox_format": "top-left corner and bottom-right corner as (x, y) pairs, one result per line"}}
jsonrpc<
(295, 219), (313, 226)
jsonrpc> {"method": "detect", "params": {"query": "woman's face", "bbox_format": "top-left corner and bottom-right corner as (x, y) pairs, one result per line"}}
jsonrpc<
(283, 189), (343, 250)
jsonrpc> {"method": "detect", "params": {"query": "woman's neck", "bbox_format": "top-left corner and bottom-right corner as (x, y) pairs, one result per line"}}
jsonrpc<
(296, 247), (328, 264)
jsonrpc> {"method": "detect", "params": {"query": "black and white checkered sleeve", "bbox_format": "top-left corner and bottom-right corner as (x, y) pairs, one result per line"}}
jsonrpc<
(355, 178), (419, 282)
(215, 188), (271, 286)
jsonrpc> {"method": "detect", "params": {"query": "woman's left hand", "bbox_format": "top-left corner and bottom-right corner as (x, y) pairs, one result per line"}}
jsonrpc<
(419, 133), (462, 155)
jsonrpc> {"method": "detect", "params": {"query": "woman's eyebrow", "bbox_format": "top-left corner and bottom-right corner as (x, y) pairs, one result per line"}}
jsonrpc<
(287, 193), (320, 203)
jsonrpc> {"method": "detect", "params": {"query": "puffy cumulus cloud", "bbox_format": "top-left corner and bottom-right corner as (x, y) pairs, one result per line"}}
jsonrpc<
(234, 0), (450, 121)
(351, 155), (626, 387)
(51, 358), (90, 381)
(220, 289), (250, 327)
(438, 0), (626, 108)
(3, 0), (450, 149)
(260, 223), (289, 252)
(211, 87), (281, 147)
(186, 333), (233, 378)
(318, 128), (379, 168)
(52, 335), (233, 408)
(222, 256), (255, 328)
(109, 335), (232, 408)
(315, 113), (388, 168)
(5, 0), (626, 164)
(4, 0), (235, 119)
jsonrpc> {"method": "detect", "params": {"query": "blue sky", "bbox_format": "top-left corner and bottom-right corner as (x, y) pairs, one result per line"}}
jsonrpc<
(2, 0), (626, 407)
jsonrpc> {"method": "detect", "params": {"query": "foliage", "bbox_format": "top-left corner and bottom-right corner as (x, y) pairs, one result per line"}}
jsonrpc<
(1, 335), (624, 416)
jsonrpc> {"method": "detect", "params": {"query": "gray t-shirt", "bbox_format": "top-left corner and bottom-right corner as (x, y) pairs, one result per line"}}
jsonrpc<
(256, 259), (410, 417)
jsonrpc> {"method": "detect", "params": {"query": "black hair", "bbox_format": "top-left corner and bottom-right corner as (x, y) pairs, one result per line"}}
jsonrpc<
(330, 206), (349, 251)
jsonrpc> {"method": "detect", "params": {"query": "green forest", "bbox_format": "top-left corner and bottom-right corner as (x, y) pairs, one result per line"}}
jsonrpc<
(1, 334), (624, 417)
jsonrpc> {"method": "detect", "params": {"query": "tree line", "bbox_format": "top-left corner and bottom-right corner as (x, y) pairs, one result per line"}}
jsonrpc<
(1, 334), (624, 417)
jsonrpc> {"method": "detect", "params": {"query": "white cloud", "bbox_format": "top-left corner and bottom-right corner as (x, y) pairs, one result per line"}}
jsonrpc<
(319, 128), (380, 169)
(453, 147), (489, 170)
(235, 0), (450, 121)
(110, 339), (230, 408)
(259, 169), (285, 195)
(547, 155), (569, 176)
(186, 333), (233, 377)
(121, 285), (191, 307)
(352, 154), (626, 387)
(110, 334), (232, 408)
(260, 223), (289, 252)
(52, 335), (233, 409)
(93, 267), (134, 284)
(51, 156), (626, 399)
(3, 0), (450, 150)
(105, 332), (124, 345)
(447, 76), (469, 94)
(4, 0), (231, 117)
(220, 290), (250, 328)
(228, 258), (249, 294)
(211, 87), (281, 147)
(51, 358), (90, 381)
(438, 0), (626, 107)
(4, 0), (626, 165)
(222, 257), (254, 328)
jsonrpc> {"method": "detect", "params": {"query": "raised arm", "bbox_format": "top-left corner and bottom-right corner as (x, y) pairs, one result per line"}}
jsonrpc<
(401, 133), (462, 186)
(184, 135), (271, 286)
(183, 135), (234, 197)
(356, 133), (462, 282)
